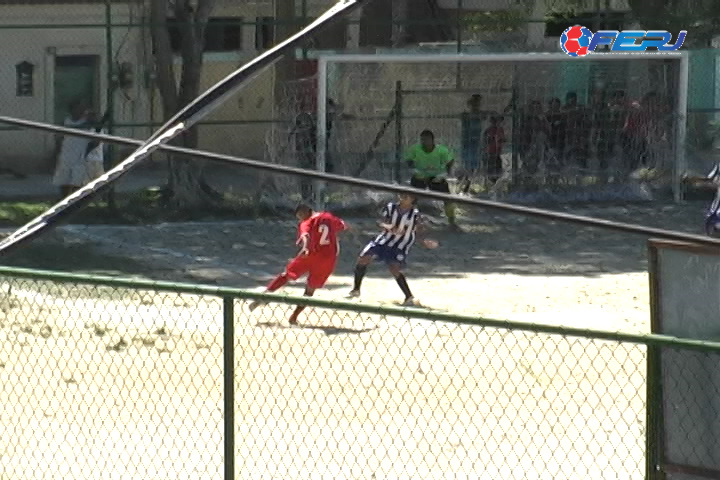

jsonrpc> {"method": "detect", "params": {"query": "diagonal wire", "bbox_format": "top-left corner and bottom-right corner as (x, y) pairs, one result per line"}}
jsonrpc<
(1, 114), (719, 250)
(0, 0), (369, 257)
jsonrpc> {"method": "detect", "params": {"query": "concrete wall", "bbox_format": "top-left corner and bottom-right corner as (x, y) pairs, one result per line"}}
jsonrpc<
(0, 3), (147, 173)
(0, 0), (286, 173)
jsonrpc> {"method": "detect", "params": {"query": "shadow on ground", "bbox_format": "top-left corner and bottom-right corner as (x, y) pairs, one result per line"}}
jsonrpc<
(0, 201), (709, 284)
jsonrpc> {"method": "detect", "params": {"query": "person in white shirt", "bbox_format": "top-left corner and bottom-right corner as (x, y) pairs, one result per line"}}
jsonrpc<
(53, 100), (92, 197)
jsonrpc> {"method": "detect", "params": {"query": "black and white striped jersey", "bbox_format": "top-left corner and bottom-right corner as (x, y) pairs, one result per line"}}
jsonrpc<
(707, 163), (720, 215)
(372, 202), (421, 254)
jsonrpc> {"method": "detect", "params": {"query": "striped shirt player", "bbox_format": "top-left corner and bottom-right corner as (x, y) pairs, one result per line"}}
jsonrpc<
(365, 201), (419, 262)
(347, 193), (439, 306)
(248, 204), (348, 325)
(704, 164), (720, 236)
(683, 164), (720, 237)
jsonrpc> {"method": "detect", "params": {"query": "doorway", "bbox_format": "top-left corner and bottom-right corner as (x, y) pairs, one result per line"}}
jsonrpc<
(53, 54), (100, 124)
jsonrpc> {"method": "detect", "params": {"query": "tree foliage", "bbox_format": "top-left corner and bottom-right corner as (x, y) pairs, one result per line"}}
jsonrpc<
(627, 0), (720, 46)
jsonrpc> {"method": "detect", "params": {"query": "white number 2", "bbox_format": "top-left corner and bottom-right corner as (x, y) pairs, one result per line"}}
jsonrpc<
(318, 224), (331, 245)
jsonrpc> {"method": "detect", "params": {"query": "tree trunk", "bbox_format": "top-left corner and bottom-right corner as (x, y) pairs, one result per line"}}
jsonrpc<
(273, 0), (298, 112)
(391, 0), (408, 47)
(149, 0), (218, 211)
(525, 0), (545, 48)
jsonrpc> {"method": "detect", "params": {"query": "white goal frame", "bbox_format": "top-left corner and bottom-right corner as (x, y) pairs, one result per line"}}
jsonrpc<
(315, 52), (690, 206)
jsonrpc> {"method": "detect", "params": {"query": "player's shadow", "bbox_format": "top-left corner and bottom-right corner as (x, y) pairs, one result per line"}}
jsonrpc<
(255, 321), (376, 336)
(302, 324), (377, 336)
(384, 300), (447, 313)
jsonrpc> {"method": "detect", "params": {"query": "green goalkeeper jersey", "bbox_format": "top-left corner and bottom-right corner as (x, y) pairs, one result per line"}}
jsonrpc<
(405, 144), (454, 179)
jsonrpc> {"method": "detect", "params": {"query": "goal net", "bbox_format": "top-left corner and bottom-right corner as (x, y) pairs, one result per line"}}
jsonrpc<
(299, 52), (689, 208)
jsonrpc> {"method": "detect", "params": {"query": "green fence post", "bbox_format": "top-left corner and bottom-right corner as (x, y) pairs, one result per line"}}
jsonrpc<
(223, 296), (235, 480)
(104, 0), (116, 211)
(394, 80), (403, 183)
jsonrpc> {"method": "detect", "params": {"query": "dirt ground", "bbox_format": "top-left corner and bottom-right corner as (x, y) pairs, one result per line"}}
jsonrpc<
(0, 200), (709, 479)
(48, 198), (709, 334)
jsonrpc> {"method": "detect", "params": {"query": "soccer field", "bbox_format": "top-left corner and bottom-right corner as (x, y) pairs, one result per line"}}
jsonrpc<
(0, 281), (645, 479)
(50, 200), (706, 333)
(0, 201), (706, 479)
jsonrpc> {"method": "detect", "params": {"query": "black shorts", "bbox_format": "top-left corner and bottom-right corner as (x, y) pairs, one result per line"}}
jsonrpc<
(410, 175), (451, 193)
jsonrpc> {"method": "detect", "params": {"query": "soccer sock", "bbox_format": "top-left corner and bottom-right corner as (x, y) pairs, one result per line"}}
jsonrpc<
(290, 288), (314, 321)
(266, 273), (288, 292)
(290, 305), (306, 318)
(353, 264), (367, 290)
(395, 274), (413, 299)
(444, 202), (457, 224)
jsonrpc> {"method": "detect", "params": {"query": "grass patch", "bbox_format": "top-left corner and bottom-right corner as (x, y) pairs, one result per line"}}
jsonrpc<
(0, 201), (53, 226)
(0, 188), (287, 228)
(0, 187), (399, 229)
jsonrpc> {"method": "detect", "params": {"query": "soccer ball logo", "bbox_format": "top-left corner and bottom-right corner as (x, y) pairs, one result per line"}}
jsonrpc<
(560, 25), (594, 57)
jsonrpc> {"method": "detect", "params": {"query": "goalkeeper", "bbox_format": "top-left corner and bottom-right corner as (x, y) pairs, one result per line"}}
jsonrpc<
(405, 130), (458, 229)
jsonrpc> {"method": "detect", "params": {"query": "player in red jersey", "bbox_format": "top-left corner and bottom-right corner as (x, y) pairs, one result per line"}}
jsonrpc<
(248, 204), (348, 325)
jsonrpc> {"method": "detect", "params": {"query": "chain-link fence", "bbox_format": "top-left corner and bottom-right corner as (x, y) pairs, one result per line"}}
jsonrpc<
(1, 266), (718, 479)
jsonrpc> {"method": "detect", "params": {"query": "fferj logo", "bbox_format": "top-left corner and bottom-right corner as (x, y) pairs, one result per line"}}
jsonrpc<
(560, 25), (687, 56)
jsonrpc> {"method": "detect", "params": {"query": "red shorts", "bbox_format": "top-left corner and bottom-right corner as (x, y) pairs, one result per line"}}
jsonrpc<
(285, 253), (337, 289)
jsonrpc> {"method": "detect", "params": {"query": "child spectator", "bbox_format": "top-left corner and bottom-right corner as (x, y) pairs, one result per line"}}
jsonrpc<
(483, 115), (505, 184)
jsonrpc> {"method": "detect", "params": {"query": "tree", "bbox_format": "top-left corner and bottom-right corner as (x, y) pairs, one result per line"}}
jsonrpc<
(627, 0), (720, 47)
(149, 0), (220, 210)
(273, 0), (297, 115)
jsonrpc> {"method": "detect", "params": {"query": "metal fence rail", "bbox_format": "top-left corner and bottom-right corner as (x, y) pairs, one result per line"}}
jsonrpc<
(0, 266), (719, 479)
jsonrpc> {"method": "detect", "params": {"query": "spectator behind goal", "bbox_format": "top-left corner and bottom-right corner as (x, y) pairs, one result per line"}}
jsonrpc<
(458, 94), (484, 195)
(483, 115), (505, 185)
(405, 130), (458, 229)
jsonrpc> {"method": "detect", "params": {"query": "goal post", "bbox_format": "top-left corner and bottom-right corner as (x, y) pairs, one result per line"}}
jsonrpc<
(315, 52), (690, 207)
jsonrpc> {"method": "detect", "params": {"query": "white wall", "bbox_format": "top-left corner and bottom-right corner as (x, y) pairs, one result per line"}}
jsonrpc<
(0, 3), (148, 173)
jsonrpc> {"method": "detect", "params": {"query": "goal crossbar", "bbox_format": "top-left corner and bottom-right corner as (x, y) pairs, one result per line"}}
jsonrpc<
(316, 51), (690, 203)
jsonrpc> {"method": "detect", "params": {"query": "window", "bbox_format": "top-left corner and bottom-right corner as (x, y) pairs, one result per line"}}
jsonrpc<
(167, 17), (243, 53)
(255, 17), (275, 50)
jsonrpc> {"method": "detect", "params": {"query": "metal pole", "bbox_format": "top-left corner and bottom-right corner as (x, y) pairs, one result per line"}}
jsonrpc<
(223, 296), (235, 480)
(455, 0), (463, 85)
(104, 0), (116, 210)
(394, 80), (403, 183)
(675, 52), (690, 203)
(455, 0), (462, 54)
(319, 52), (685, 64)
(592, 0), (601, 32)
(510, 65), (519, 187)
(301, 0), (308, 59)
(315, 56), (328, 210)
(645, 246), (664, 480)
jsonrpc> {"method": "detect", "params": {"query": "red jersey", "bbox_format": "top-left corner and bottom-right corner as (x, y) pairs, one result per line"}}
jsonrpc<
(484, 126), (505, 154)
(298, 211), (346, 257)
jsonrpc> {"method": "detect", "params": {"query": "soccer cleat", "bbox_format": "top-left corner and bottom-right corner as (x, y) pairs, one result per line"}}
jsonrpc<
(345, 289), (361, 299)
(247, 300), (266, 312)
(401, 297), (416, 307)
